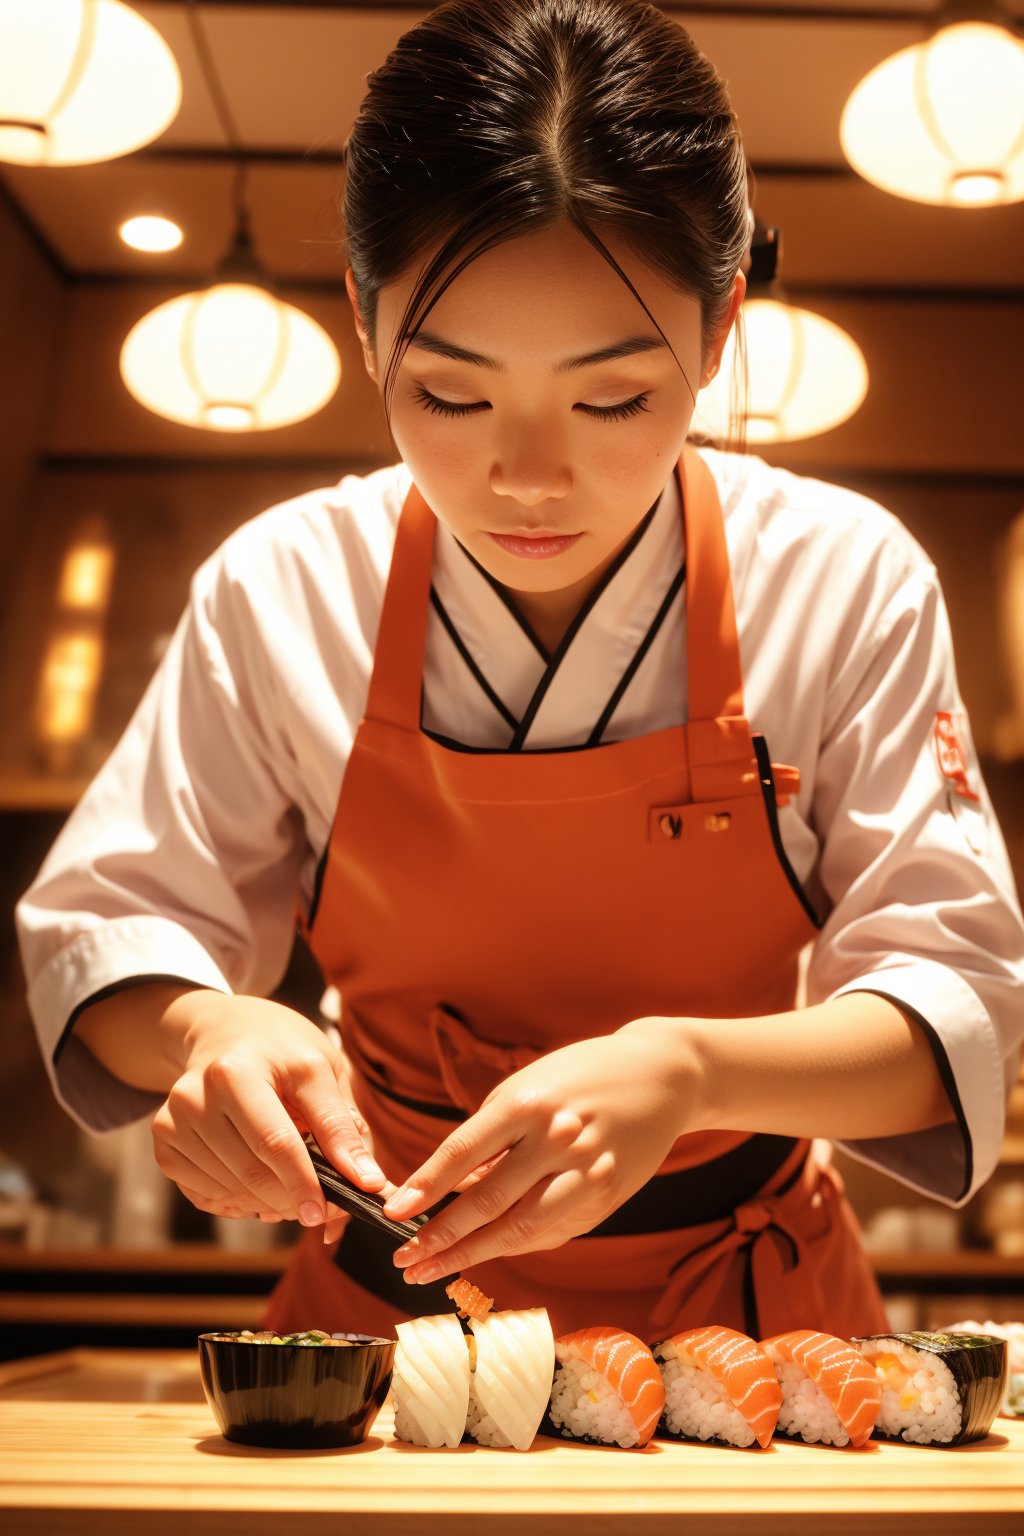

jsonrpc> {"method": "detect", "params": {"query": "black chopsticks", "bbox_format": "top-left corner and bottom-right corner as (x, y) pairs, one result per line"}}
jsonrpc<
(304, 1136), (428, 1244)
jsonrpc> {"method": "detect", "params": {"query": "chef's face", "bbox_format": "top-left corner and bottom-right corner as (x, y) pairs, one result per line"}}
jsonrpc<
(348, 220), (743, 626)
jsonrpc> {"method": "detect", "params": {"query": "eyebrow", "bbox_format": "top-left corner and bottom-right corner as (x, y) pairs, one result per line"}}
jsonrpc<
(406, 331), (668, 375)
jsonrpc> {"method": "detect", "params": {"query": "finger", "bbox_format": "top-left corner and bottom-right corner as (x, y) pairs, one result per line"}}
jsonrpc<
(185, 1100), (319, 1222)
(382, 1105), (528, 1219)
(288, 1074), (386, 1192)
(177, 1182), (258, 1220)
(401, 1169), (585, 1281)
(323, 1212), (348, 1246)
(392, 1151), (545, 1270)
(155, 1137), (266, 1210)
(212, 1071), (360, 1222)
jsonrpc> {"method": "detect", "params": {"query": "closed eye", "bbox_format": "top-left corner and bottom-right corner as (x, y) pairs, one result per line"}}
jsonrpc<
(411, 386), (651, 421)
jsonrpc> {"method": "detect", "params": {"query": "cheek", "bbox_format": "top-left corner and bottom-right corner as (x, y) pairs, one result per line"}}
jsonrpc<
(389, 406), (479, 494)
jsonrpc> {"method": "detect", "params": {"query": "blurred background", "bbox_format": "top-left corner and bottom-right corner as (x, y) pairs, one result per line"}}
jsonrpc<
(1, 0), (1022, 1359)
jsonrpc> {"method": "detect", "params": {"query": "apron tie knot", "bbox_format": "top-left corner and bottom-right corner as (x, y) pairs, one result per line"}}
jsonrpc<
(649, 1189), (805, 1342)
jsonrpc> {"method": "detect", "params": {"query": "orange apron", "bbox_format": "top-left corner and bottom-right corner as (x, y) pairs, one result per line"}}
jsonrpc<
(264, 445), (888, 1344)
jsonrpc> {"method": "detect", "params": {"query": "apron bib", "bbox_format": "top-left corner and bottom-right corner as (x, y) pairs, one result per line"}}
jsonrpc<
(264, 446), (887, 1343)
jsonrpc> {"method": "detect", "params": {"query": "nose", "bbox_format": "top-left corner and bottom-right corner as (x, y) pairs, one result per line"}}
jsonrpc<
(489, 434), (572, 506)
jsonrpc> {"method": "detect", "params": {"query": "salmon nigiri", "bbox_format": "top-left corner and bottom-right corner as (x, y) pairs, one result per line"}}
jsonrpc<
(761, 1328), (881, 1448)
(547, 1326), (665, 1448)
(653, 1324), (782, 1449)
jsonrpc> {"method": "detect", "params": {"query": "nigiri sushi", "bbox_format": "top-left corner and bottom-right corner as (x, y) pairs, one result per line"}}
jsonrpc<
(392, 1312), (471, 1448)
(761, 1328), (881, 1448)
(853, 1331), (1007, 1446)
(465, 1307), (555, 1450)
(653, 1325), (781, 1449)
(547, 1327), (665, 1448)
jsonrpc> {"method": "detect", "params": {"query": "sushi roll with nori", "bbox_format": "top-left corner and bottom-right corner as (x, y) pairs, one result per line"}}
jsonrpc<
(392, 1312), (471, 1448)
(761, 1329), (881, 1447)
(465, 1307), (555, 1450)
(546, 1327), (665, 1448)
(853, 1331), (1008, 1445)
(654, 1325), (782, 1449)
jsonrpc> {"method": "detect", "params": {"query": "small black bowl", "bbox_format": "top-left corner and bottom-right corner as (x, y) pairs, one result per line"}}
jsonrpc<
(198, 1330), (396, 1448)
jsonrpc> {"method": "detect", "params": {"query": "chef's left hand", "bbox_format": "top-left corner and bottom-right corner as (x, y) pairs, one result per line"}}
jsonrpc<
(383, 1020), (700, 1282)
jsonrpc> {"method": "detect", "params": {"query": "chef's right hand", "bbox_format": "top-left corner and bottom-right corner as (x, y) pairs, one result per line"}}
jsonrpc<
(149, 989), (387, 1232)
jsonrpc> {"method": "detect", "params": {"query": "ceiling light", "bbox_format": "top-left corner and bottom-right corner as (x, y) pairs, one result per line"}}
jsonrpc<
(119, 214), (342, 432)
(693, 226), (868, 444)
(0, 0), (181, 167)
(119, 214), (183, 253)
(840, 14), (1024, 208)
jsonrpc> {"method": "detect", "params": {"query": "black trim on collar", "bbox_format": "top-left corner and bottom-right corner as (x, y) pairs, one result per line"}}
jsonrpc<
(587, 561), (686, 747)
(428, 587), (520, 733)
(456, 539), (551, 662)
(53, 973), (212, 1065)
(508, 493), (662, 753)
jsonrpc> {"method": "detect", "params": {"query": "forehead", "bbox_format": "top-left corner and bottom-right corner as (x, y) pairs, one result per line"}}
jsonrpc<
(376, 220), (702, 364)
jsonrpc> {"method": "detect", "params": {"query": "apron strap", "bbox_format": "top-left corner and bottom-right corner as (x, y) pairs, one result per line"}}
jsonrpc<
(678, 444), (746, 724)
(364, 483), (437, 730)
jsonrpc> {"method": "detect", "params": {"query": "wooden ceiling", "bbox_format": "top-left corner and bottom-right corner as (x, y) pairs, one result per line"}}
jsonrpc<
(2, 1), (1023, 293)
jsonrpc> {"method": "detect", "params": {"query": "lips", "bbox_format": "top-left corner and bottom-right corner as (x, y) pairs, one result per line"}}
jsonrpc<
(487, 531), (582, 560)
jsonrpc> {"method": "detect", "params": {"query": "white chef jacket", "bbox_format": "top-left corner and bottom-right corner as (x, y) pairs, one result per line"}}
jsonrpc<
(15, 446), (1024, 1208)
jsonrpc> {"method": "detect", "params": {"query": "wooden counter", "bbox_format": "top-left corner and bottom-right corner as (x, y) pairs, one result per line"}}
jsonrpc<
(0, 1348), (1020, 1535)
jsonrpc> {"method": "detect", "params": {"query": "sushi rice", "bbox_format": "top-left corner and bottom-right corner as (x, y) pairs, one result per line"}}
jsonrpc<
(548, 1355), (642, 1447)
(772, 1359), (853, 1447)
(547, 1329), (664, 1448)
(860, 1338), (961, 1444)
(656, 1339), (760, 1448)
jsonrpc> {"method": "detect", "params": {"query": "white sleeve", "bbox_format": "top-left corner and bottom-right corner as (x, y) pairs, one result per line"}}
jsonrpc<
(805, 558), (1024, 1206)
(14, 550), (310, 1135)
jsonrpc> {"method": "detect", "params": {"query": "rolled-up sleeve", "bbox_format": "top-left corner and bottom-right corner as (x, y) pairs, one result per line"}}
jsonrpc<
(15, 549), (309, 1134)
(805, 560), (1024, 1206)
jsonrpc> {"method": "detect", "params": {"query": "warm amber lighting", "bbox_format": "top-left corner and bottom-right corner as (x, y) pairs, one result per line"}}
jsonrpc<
(37, 631), (104, 744)
(840, 21), (1024, 208)
(57, 535), (115, 612)
(0, 0), (181, 167)
(994, 511), (1024, 762)
(692, 299), (868, 444)
(119, 214), (183, 253)
(119, 282), (342, 432)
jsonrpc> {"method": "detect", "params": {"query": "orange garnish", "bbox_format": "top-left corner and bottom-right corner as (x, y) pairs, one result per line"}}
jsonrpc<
(445, 1277), (494, 1320)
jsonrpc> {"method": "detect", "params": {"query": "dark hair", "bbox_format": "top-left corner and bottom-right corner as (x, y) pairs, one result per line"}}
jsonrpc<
(343, 0), (751, 444)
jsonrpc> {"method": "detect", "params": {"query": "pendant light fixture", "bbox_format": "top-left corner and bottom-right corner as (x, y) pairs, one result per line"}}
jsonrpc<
(0, 0), (181, 167)
(692, 226), (869, 445)
(118, 2), (340, 433)
(840, 4), (1024, 208)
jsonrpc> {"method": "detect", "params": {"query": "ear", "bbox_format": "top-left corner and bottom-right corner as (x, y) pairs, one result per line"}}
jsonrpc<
(701, 269), (746, 388)
(345, 267), (379, 383)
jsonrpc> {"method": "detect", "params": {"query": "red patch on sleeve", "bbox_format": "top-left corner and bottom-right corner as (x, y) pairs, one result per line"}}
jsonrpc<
(933, 711), (980, 802)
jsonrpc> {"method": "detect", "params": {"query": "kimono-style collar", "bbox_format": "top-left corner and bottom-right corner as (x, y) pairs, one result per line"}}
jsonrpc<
(422, 469), (686, 751)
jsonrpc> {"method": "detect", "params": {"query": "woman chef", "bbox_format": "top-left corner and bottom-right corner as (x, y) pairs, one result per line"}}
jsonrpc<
(16, 0), (1024, 1345)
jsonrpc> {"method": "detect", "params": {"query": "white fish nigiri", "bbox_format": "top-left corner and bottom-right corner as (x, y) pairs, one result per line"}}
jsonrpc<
(392, 1313), (471, 1448)
(466, 1308), (555, 1450)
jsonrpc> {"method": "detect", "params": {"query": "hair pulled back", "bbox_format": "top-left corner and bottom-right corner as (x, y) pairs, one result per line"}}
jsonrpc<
(343, 0), (751, 435)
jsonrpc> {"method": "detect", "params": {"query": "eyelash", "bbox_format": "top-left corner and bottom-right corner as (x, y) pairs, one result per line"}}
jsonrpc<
(411, 386), (651, 422)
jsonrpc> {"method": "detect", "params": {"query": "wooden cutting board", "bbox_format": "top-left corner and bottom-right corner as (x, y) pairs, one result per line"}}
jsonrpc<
(0, 1348), (1021, 1535)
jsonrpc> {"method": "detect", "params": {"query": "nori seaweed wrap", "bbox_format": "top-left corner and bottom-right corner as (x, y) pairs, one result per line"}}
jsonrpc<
(853, 1331), (1007, 1445)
